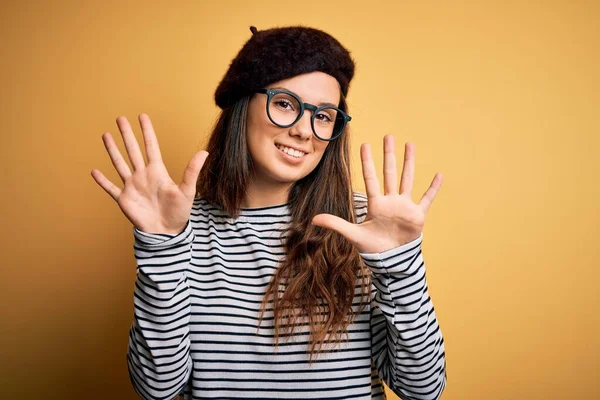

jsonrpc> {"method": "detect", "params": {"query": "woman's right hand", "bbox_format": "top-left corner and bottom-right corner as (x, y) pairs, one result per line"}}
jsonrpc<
(91, 114), (209, 235)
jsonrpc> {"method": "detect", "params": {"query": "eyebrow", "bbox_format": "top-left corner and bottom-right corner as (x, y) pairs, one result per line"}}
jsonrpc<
(269, 86), (338, 107)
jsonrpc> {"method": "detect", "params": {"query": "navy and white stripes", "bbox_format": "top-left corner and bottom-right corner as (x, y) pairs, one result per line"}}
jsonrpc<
(126, 193), (446, 399)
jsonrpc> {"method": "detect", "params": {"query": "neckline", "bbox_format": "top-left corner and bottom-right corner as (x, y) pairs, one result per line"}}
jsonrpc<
(238, 201), (291, 216)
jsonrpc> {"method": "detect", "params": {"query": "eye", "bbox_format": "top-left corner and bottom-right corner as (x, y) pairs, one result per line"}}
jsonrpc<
(315, 111), (333, 122)
(274, 99), (295, 111)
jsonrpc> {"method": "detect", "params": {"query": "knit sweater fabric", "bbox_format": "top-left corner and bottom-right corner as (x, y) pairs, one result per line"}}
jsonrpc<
(126, 192), (447, 400)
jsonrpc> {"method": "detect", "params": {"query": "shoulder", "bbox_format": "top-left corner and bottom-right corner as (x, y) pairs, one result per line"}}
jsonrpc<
(191, 196), (226, 223)
(193, 196), (215, 212)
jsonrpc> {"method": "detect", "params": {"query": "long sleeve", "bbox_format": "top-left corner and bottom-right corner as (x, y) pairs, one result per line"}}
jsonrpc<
(360, 234), (447, 400)
(126, 219), (195, 400)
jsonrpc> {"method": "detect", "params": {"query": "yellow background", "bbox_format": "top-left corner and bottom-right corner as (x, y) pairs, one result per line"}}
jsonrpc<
(1, 1), (598, 399)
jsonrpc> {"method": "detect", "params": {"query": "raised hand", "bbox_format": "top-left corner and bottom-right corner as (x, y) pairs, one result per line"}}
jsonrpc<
(312, 135), (443, 254)
(91, 114), (208, 234)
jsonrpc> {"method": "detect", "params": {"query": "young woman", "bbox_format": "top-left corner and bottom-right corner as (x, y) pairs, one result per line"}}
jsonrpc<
(91, 25), (447, 400)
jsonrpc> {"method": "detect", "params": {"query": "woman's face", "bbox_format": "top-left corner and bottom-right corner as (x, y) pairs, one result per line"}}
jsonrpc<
(246, 71), (341, 187)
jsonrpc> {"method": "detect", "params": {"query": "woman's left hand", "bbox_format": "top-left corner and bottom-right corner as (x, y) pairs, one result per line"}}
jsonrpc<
(312, 135), (443, 254)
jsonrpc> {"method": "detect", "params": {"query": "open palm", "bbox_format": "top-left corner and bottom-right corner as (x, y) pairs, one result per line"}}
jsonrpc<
(91, 114), (208, 234)
(312, 135), (443, 254)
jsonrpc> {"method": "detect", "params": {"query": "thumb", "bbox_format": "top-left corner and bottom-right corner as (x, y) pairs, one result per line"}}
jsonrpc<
(312, 213), (359, 243)
(179, 150), (209, 198)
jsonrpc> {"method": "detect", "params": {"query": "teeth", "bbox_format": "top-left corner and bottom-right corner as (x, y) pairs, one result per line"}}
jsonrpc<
(276, 144), (306, 158)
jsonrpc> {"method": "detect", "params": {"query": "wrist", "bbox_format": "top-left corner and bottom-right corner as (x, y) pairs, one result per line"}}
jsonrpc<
(136, 222), (187, 235)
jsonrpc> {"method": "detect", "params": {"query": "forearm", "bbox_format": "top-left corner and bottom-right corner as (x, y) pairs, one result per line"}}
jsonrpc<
(363, 234), (447, 400)
(126, 220), (195, 400)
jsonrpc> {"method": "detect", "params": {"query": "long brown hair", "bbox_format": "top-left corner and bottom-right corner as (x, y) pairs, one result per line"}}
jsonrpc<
(196, 94), (370, 360)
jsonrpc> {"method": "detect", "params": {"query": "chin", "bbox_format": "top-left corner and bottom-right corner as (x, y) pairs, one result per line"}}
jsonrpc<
(268, 169), (307, 185)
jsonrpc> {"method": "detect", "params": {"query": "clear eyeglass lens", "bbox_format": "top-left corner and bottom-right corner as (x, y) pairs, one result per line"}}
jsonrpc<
(314, 107), (345, 140)
(269, 92), (301, 126)
(268, 92), (346, 140)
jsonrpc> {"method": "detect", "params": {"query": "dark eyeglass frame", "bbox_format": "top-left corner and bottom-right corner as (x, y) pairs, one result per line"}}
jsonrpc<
(253, 88), (352, 141)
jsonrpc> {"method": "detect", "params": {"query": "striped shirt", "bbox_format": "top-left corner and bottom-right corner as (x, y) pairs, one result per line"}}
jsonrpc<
(126, 192), (447, 400)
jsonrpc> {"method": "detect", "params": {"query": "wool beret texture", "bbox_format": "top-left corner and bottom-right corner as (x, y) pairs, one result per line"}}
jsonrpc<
(214, 25), (355, 109)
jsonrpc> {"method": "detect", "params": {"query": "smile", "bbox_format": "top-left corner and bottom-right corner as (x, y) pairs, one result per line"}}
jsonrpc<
(275, 144), (307, 158)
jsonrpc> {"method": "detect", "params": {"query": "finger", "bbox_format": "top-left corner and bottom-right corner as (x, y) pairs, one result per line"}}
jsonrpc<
(383, 135), (398, 194)
(360, 143), (381, 198)
(91, 169), (122, 202)
(138, 113), (163, 164)
(419, 172), (443, 212)
(179, 150), (209, 198)
(116, 116), (146, 172)
(102, 132), (132, 182)
(399, 142), (415, 195)
(312, 213), (361, 244)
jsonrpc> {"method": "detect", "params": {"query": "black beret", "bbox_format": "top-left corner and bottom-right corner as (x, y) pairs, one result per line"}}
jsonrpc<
(214, 25), (355, 109)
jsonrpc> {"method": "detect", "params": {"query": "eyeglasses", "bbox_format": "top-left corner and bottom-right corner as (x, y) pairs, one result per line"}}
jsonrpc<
(253, 88), (352, 141)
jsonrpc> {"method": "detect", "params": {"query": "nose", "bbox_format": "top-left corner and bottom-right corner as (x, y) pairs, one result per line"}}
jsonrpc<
(289, 110), (313, 140)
